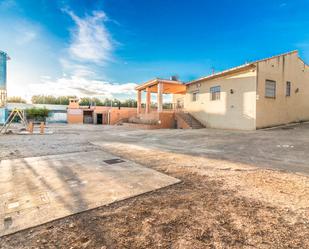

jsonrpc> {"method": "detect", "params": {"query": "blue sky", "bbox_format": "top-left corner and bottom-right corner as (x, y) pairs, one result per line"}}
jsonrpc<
(0, 0), (309, 100)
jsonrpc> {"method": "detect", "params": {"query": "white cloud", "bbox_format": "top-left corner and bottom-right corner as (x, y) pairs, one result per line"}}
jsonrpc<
(5, 7), (137, 102)
(2, 18), (40, 47)
(28, 75), (138, 100)
(3, 17), (63, 100)
(64, 9), (113, 63)
(59, 58), (97, 77)
(29, 8), (138, 102)
(16, 30), (37, 45)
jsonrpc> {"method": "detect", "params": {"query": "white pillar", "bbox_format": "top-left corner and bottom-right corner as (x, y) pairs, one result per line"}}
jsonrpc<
(157, 82), (163, 112)
(146, 87), (151, 113)
(137, 90), (142, 114)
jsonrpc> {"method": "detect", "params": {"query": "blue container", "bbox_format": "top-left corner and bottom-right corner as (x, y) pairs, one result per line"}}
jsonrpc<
(0, 51), (7, 90)
(0, 108), (7, 124)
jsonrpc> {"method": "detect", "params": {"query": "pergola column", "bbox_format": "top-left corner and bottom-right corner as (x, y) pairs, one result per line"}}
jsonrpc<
(137, 90), (142, 114)
(157, 82), (163, 112)
(146, 87), (151, 113)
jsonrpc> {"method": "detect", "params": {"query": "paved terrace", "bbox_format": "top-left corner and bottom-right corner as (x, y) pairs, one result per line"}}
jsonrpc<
(1, 123), (309, 247)
(2, 123), (308, 174)
(0, 150), (179, 236)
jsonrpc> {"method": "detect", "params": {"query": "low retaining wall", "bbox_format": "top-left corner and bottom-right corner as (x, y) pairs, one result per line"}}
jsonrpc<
(132, 112), (176, 129)
(175, 114), (191, 129)
(121, 123), (161, 129)
(68, 107), (137, 124)
(158, 112), (176, 128)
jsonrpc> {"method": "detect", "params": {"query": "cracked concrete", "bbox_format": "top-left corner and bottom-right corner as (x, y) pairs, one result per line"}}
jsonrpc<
(0, 150), (179, 237)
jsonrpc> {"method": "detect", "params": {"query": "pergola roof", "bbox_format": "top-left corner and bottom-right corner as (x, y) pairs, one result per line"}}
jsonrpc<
(135, 78), (186, 94)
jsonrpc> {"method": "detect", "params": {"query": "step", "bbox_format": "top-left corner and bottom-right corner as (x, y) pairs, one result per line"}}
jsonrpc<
(176, 113), (204, 129)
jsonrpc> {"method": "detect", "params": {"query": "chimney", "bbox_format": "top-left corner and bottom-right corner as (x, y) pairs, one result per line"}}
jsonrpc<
(170, 75), (179, 81)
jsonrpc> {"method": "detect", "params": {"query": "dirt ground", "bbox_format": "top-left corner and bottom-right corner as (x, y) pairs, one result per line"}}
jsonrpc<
(1, 124), (309, 248)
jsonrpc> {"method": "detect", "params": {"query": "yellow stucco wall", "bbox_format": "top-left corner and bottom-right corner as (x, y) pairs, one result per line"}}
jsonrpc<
(184, 69), (257, 130)
(256, 52), (309, 128)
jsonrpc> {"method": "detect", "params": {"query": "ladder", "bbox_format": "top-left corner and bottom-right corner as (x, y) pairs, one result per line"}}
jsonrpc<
(0, 108), (28, 134)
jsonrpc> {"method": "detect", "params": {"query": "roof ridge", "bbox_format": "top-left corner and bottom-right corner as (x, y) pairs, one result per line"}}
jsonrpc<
(187, 64), (254, 85)
(250, 50), (298, 64)
(187, 50), (299, 85)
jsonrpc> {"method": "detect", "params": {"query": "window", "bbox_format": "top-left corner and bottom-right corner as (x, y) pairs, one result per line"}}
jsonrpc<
(265, 80), (276, 98)
(192, 91), (199, 102)
(210, 86), (221, 101)
(286, 81), (291, 96)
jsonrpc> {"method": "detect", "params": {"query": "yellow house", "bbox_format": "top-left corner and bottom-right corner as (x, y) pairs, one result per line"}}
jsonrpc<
(179, 50), (309, 130)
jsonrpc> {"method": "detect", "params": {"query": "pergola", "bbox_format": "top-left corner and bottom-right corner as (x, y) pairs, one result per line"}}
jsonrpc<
(135, 78), (186, 114)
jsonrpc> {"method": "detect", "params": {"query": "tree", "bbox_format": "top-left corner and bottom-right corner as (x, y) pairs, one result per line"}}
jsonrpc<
(163, 102), (173, 109)
(7, 96), (26, 103)
(121, 99), (137, 107)
(57, 96), (72, 105)
(92, 97), (104, 106)
(25, 107), (50, 122)
(30, 95), (139, 108)
(79, 97), (92, 106)
(31, 95), (76, 105)
(79, 97), (105, 106)
(102, 98), (111, 106)
(31, 95), (56, 104)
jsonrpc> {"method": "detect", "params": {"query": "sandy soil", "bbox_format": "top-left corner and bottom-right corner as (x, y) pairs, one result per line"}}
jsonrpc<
(1, 124), (309, 248)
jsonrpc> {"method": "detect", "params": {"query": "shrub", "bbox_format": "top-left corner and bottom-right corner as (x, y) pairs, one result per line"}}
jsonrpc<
(25, 107), (50, 122)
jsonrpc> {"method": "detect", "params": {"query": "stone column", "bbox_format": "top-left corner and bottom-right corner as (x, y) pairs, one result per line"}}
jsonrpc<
(157, 82), (163, 112)
(137, 90), (142, 114)
(146, 87), (151, 113)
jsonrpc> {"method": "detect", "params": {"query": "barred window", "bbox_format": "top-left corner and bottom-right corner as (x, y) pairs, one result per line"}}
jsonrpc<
(265, 80), (276, 98)
(210, 86), (220, 101)
(192, 91), (199, 102)
(286, 81), (291, 96)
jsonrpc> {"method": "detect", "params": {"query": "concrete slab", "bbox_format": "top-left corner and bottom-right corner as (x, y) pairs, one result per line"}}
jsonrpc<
(0, 151), (180, 236)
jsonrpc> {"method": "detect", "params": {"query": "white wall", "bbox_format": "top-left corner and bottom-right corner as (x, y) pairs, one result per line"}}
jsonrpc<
(256, 52), (309, 128)
(184, 69), (257, 130)
(46, 112), (67, 123)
